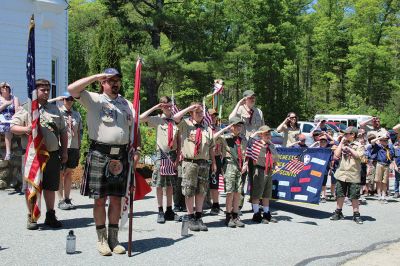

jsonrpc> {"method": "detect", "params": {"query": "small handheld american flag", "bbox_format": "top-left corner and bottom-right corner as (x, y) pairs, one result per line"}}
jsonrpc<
(245, 137), (264, 161)
(159, 149), (176, 176)
(202, 97), (213, 127)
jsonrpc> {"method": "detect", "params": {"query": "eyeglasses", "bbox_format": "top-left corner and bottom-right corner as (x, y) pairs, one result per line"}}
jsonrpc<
(1, 86), (10, 89)
(65, 97), (74, 102)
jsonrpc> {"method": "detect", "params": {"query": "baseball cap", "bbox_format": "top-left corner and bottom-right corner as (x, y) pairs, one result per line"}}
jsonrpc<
(229, 116), (244, 125)
(62, 91), (74, 100)
(208, 109), (218, 116)
(312, 129), (322, 136)
(104, 68), (122, 78)
(243, 90), (255, 98)
(258, 125), (272, 133)
(343, 126), (358, 134)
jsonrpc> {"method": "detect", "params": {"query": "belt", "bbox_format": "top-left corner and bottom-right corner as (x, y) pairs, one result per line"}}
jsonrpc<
(90, 140), (127, 156)
(255, 165), (266, 170)
(183, 158), (208, 164)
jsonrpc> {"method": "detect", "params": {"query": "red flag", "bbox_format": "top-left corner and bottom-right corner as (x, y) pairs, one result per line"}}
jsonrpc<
(133, 171), (151, 200)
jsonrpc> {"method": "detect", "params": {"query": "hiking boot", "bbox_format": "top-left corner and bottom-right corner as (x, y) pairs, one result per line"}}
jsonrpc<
(197, 218), (208, 231)
(353, 213), (363, 225)
(157, 211), (166, 224)
(58, 200), (70, 210)
(262, 211), (277, 224)
(64, 198), (76, 210)
(26, 214), (38, 230)
(164, 209), (177, 221)
(108, 227), (126, 254)
(96, 228), (112, 256)
(252, 211), (262, 223)
(44, 210), (62, 228)
(188, 217), (200, 231)
(233, 218), (245, 228)
(330, 210), (344, 221)
(227, 218), (236, 228)
(320, 197), (326, 203)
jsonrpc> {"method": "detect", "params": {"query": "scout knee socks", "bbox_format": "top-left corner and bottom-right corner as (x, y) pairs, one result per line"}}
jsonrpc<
(96, 225), (112, 256)
(108, 224), (126, 254)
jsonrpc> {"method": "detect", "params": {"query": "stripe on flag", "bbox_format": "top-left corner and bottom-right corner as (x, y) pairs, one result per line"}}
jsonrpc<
(159, 149), (176, 176)
(202, 97), (213, 127)
(218, 174), (224, 192)
(245, 137), (264, 161)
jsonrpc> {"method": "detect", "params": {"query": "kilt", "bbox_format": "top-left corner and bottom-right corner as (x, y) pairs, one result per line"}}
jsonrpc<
(80, 149), (129, 199)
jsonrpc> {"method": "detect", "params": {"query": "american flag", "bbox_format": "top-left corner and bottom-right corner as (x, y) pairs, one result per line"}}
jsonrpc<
(284, 158), (304, 174)
(202, 97), (213, 127)
(213, 80), (224, 95)
(171, 90), (179, 115)
(24, 15), (49, 222)
(159, 149), (176, 176)
(245, 137), (264, 161)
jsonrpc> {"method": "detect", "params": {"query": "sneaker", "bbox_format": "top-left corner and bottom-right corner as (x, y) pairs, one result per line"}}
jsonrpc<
(359, 196), (367, 204)
(233, 218), (245, 228)
(44, 210), (62, 228)
(320, 197), (326, 203)
(26, 214), (38, 230)
(157, 212), (166, 224)
(383, 199), (388, 204)
(58, 200), (70, 210)
(64, 198), (76, 210)
(262, 211), (277, 224)
(393, 192), (400, 198)
(210, 207), (220, 215)
(353, 214), (363, 224)
(252, 211), (262, 223)
(344, 198), (352, 206)
(227, 218), (236, 228)
(4, 153), (11, 160)
(188, 217), (200, 231)
(330, 210), (344, 221)
(197, 218), (208, 231)
(164, 209), (177, 221)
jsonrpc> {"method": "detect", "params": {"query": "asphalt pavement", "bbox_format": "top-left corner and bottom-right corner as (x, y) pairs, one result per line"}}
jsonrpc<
(1, 182), (400, 266)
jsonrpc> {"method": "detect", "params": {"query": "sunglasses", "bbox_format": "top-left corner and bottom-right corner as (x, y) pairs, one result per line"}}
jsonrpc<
(65, 97), (74, 102)
(1, 86), (10, 89)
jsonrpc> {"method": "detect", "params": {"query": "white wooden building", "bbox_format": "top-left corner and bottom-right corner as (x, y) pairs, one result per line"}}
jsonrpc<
(0, 0), (68, 102)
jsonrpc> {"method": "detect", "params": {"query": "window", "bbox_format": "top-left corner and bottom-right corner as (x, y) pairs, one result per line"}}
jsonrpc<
(302, 124), (314, 133)
(51, 59), (57, 99)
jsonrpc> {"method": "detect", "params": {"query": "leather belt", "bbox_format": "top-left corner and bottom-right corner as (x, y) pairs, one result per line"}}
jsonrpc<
(183, 158), (208, 164)
(90, 140), (127, 156)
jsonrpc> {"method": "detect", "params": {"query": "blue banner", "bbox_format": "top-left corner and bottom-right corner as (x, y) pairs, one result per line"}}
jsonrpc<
(272, 148), (332, 204)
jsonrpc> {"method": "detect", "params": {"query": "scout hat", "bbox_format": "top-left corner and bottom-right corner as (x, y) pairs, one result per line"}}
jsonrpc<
(104, 68), (122, 78)
(258, 125), (272, 133)
(229, 116), (244, 125)
(343, 126), (358, 134)
(243, 90), (255, 98)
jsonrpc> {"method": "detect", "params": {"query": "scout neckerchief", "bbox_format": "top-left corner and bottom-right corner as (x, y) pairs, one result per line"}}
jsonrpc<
(234, 136), (243, 169)
(165, 117), (174, 149)
(384, 146), (391, 161)
(65, 108), (75, 137)
(191, 119), (204, 156)
(265, 142), (274, 173)
(245, 106), (254, 125)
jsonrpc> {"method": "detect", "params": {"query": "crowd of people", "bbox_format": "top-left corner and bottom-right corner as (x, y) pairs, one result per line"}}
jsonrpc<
(1, 68), (400, 256)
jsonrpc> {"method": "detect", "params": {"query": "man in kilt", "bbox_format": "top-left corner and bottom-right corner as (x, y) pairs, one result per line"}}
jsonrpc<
(68, 68), (140, 256)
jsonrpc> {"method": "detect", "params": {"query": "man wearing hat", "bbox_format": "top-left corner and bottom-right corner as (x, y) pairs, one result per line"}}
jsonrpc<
(370, 132), (394, 203)
(139, 96), (180, 223)
(330, 126), (365, 224)
(10, 79), (68, 230)
(228, 90), (264, 140)
(214, 117), (247, 227)
(68, 69), (139, 255)
(49, 92), (83, 210)
(248, 125), (279, 224)
(360, 116), (388, 137)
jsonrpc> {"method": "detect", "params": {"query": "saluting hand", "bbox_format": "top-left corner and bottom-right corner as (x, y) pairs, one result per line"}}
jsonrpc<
(97, 73), (116, 82)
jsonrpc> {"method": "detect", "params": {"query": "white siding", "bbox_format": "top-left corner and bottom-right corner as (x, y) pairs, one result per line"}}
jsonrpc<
(0, 0), (68, 103)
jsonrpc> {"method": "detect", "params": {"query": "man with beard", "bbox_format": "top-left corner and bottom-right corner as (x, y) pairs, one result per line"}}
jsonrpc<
(10, 79), (68, 230)
(68, 68), (140, 256)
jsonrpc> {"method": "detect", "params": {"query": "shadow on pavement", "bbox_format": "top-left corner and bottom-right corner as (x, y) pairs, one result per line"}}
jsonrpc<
(0, 246), (9, 251)
(271, 201), (332, 219)
(343, 215), (376, 222)
(40, 217), (94, 230)
(75, 204), (94, 209)
(297, 221), (318, 226)
(133, 211), (158, 218)
(122, 236), (191, 256)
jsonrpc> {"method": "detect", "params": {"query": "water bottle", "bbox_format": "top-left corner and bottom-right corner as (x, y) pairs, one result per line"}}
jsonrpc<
(181, 215), (189, 236)
(66, 230), (76, 254)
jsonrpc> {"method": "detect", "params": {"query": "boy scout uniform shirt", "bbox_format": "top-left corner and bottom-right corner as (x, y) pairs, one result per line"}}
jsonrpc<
(235, 105), (264, 139)
(178, 118), (214, 160)
(211, 125), (222, 156)
(254, 140), (279, 167)
(280, 125), (301, 147)
(59, 105), (82, 149)
(77, 91), (133, 145)
(335, 141), (365, 183)
(216, 133), (247, 164)
(10, 102), (67, 152)
(147, 114), (178, 152)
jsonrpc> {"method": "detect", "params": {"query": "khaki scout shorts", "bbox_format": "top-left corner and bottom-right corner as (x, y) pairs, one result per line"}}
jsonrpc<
(366, 163), (376, 185)
(181, 161), (209, 197)
(152, 159), (175, 188)
(375, 163), (389, 184)
(251, 166), (272, 199)
(336, 180), (360, 200)
(224, 162), (242, 193)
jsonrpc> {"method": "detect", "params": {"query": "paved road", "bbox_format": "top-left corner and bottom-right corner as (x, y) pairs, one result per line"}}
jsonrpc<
(1, 184), (399, 266)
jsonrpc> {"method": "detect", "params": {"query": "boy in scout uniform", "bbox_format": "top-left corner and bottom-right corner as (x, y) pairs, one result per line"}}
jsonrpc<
(10, 79), (68, 230)
(247, 125), (279, 224)
(330, 126), (365, 224)
(370, 132), (394, 204)
(49, 92), (83, 210)
(214, 117), (247, 228)
(228, 90), (265, 139)
(68, 68), (140, 256)
(173, 103), (216, 232)
(140, 96), (180, 223)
